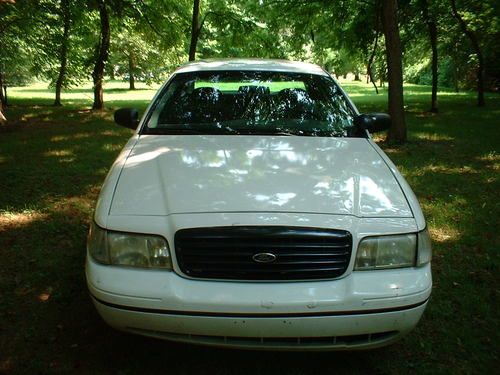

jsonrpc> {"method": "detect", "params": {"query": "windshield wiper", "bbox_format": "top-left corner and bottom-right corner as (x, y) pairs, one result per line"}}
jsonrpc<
(263, 131), (297, 136)
(152, 128), (204, 135)
(150, 124), (241, 135)
(237, 129), (298, 136)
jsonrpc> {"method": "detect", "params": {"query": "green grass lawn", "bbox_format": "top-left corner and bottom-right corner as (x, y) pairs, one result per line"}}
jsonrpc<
(0, 81), (498, 374)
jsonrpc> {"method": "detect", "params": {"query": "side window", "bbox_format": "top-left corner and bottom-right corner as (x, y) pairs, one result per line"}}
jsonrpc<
(147, 82), (181, 128)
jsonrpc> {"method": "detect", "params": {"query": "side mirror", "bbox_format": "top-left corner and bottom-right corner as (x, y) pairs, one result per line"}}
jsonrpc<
(353, 113), (391, 135)
(114, 108), (139, 129)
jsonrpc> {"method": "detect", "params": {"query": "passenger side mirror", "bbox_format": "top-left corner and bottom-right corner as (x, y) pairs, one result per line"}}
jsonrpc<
(353, 113), (391, 135)
(114, 108), (139, 129)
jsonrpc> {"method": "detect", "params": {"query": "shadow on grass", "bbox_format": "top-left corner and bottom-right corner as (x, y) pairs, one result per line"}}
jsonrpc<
(0, 202), (399, 374)
(0, 109), (131, 212)
(0, 93), (499, 374)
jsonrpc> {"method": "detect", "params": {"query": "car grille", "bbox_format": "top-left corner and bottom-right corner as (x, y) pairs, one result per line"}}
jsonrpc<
(174, 226), (352, 280)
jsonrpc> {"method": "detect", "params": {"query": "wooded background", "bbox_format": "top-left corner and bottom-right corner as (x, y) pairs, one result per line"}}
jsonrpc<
(0, 0), (498, 142)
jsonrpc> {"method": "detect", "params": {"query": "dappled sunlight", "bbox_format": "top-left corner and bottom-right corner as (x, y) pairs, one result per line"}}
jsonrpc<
(126, 147), (171, 167)
(0, 210), (48, 230)
(383, 146), (405, 155)
(428, 226), (460, 243)
(414, 132), (455, 141)
(46, 195), (96, 215)
(251, 192), (297, 206)
(85, 109), (114, 120)
(102, 143), (123, 152)
(404, 90), (470, 97)
(414, 112), (438, 119)
(43, 149), (77, 163)
(38, 293), (51, 302)
(418, 164), (478, 176)
(477, 152), (500, 172)
(360, 175), (395, 212)
(100, 130), (125, 137)
(15, 108), (56, 120)
(1, 78), (498, 374)
(38, 287), (54, 303)
(371, 134), (386, 143)
(50, 133), (91, 142)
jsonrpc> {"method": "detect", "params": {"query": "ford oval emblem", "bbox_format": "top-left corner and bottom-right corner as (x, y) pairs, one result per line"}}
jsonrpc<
(252, 252), (277, 263)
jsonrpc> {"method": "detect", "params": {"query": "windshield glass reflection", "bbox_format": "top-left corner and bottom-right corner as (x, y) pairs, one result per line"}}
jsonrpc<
(146, 71), (355, 137)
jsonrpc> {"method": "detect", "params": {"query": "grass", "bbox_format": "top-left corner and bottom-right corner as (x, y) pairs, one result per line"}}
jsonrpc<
(195, 80), (306, 92)
(0, 80), (498, 374)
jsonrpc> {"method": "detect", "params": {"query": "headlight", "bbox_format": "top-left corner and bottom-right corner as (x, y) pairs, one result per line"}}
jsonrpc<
(87, 221), (172, 269)
(354, 233), (417, 270)
(417, 228), (432, 266)
(87, 221), (108, 263)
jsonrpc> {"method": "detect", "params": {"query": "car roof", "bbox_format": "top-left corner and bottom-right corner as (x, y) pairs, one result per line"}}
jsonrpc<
(174, 58), (329, 76)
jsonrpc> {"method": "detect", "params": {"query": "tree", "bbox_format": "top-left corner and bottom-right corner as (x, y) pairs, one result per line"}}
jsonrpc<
(0, 0), (34, 108)
(188, 0), (200, 61)
(420, 0), (438, 112)
(92, 0), (110, 109)
(450, 0), (485, 106)
(382, 0), (407, 143)
(185, 0), (275, 61)
(2, 0), (497, 116)
(0, 0), (18, 108)
(366, 30), (380, 94)
(54, 0), (71, 106)
(110, 18), (174, 88)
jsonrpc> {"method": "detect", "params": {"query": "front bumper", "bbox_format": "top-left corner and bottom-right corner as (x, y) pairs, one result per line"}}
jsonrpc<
(86, 257), (431, 350)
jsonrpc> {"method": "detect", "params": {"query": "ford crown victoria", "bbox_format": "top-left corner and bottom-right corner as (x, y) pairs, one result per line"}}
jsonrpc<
(86, 59), (432, 350)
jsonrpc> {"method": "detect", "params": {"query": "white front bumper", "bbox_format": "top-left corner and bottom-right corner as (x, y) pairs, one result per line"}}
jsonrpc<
(86, 257), (431, 350)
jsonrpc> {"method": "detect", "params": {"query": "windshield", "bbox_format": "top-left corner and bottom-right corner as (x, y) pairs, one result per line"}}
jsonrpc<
(144, 71), (355, 136)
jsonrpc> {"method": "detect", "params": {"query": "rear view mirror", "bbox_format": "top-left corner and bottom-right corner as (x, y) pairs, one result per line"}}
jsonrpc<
(114, 108), (139, 129)
(353, 113), (391, 135)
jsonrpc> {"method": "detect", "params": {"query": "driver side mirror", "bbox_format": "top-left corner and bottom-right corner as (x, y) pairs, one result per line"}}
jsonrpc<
(114, 108), (139, 129)
(353, 113), (391, 135)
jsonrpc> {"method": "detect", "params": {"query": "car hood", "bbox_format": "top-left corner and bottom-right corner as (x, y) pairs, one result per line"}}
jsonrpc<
(109, 135), (412, 218)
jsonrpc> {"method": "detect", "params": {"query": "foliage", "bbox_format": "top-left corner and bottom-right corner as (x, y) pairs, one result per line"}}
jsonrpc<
(2, 0), (498, 103)
(0, 0), (36, 86)
(30, 0), (93, 89)
(110, 19), (166, 85)
(402, 0), (499, 91)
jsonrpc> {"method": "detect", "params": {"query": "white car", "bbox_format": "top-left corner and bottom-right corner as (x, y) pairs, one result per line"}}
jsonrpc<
(86, 59), (432, 350)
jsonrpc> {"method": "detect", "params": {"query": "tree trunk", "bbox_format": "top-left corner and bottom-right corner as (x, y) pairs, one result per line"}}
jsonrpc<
(128, 51), (135, 90)
(382, 0), (407, 143)
(367, 31), (380, 94)
(0, 71), (5, 108)
(421, 0), (438, 112)
(354, 71), (360, 81)
(54, 0), (71, 106)
(188, 0), (201, 61)
(92, 0), (110, 110)
(450, 0), (485, 106)
(0, 71), (5, 122)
